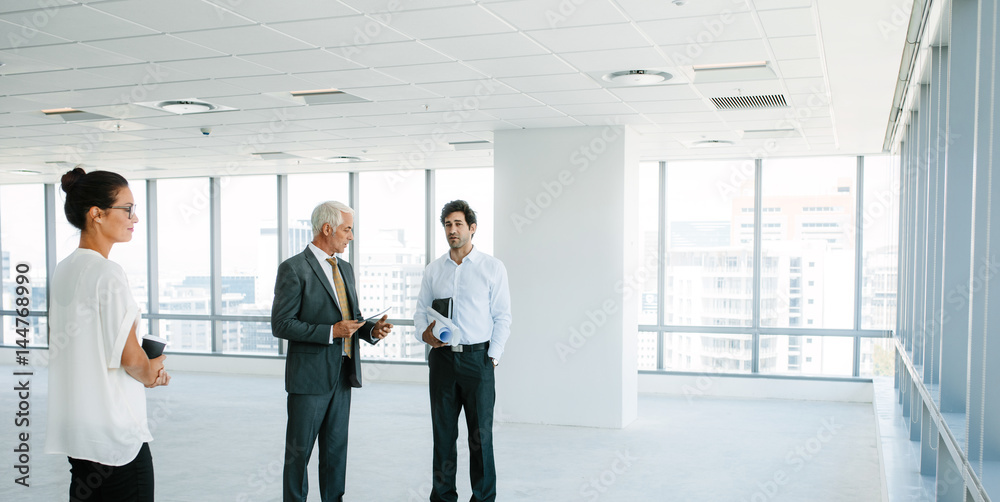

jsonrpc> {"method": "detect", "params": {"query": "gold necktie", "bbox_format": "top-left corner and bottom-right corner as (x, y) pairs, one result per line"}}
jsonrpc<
(326, 257), (352, 358)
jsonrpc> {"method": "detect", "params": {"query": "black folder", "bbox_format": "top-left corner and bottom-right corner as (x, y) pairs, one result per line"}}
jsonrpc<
(431, 298), (452, 319)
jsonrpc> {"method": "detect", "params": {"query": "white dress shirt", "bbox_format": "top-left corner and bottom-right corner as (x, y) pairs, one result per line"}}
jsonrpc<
(307, 243), (352, 354)
(414, 246), (512, 360)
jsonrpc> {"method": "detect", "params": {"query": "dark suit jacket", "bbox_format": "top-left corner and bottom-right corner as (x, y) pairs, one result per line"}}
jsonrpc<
(271, 247), (378, 393)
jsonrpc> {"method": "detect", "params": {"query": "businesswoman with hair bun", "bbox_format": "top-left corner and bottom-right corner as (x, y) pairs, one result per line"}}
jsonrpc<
(45, 167), (170, 502)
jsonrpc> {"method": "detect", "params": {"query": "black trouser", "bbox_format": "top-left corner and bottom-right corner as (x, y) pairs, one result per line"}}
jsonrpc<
(68, 442), (153, 502)
(428, 344), (496, 502)
(283, 356), (352, 502)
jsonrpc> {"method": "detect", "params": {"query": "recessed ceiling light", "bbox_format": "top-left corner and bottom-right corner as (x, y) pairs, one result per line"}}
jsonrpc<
(449, 141), (492, 151)
(157, 100), (216, 114)
(603, 70), (672, 85)
(327, 156), (363, 163)
(11, 169), (41, 175)
(290, 88), (341, 97)
(691, 140), (735, 148)
(290, 89), (369, 105)
(692, 61), (768, 71)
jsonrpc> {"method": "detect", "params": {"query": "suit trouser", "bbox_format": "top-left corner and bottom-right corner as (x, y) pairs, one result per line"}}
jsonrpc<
(283, 358), (352, 502)
(428, 346), (496, 502)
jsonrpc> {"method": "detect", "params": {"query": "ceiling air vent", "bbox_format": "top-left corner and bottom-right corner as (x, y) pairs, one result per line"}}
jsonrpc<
(711, 94), (787, 110)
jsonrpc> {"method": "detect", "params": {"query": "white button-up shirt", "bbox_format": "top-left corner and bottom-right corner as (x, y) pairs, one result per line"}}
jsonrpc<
(308, 243), (351, 355)
(414, 247), (512, 360)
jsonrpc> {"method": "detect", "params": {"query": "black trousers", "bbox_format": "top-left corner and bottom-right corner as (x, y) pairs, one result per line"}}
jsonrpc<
(68, 442), (153, 502)
(283, 357), (352, 502)
(428, 346), (497, 502)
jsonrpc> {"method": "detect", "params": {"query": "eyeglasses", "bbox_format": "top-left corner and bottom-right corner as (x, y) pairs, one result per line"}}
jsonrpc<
(110, 204), (137, 219)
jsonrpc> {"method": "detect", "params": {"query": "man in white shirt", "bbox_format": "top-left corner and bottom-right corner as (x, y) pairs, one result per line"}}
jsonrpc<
(414, 200), (512, 502)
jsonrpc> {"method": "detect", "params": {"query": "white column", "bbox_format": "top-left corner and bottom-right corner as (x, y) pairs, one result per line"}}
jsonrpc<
(494, 126), (639, 428)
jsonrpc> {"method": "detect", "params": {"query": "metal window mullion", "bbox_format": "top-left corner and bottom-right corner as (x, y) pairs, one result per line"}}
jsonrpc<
(657, 161), (667, 370)
(209, 177), (222, 353)
(426, 169), (435, 266)
(348, 171), (359, 267)
(752, 159), (763, 373)
(43, 183), (57, 343)
(276, 174), (287, 356)
(147, 180), (159, 338)
(854, 156), (865, 377)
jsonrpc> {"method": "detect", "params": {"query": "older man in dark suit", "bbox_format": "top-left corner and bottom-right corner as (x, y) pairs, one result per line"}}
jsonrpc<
(271, 200), (392, 502)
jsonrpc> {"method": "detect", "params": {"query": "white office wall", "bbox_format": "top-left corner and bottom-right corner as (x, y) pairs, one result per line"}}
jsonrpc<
(493, 126), (639, 428)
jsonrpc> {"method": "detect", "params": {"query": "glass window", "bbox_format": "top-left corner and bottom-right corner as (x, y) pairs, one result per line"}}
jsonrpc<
(434, 168), (494, 257)
(157, 178), (210, 315)
(357, 171), (426, 361)
(638, 331), (657, 370)
(759, 335), (854, 377)
(662, 332), (753, 373)
(286, 173), (349, 259)
(159, 319), (211, 352)
(860, 338), (896, 377)
(665, 160), (755, 327)
(360, 325), (422, 361)
(220, 175), (276, 317)
(1, 184), (47, 347)
(221, 321), (278, 354)
(861, 155), (899, 330)
(761, 157), (857, 329)
(637, 162), (659, 326)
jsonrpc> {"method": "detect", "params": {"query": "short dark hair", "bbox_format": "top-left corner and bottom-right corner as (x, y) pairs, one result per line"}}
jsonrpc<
(60, 167), (129, 230)
(440, 200), (477, 228)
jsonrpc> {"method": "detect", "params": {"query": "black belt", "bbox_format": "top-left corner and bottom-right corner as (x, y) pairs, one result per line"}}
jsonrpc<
(442, 341), (489, 353)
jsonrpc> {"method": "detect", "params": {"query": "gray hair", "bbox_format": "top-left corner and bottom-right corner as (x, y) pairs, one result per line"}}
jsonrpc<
(311, 201), (355, 236)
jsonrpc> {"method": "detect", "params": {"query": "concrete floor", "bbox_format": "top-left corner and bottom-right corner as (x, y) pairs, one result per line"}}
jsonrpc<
(1, 366), (882, 501)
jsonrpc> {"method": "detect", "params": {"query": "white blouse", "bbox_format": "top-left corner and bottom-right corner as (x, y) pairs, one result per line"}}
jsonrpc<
(44, 248), (149, 466)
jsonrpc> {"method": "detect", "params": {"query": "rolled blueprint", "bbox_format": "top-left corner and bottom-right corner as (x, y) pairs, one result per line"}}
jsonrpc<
(425, 306), (461, 346)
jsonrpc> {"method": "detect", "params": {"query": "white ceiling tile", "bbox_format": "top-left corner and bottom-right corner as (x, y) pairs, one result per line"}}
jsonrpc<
(418, 80), (518, 98)
(203, 0), (356, 22)
(529, 89), (621, 106)
(91, 0), (256, 32)
(645, 111), (721, 123)
(174, 26), (315, 55)
(85, 62), (201, 87)
(754, 0), (814, 9)
(560, 47), (670, 73)
(12, 43), (143, 68)
(526, 24), (650, 53)
(219, 74), (329, 94)
(0, 49), (68, 74)
(0, 19), (70, 49)
(338, 0), (470, 13)
(0, 0), (74, 14)
(757, 8), (816, 38)
(631, 99), (710, 113)
(206, 93), (303, 111)
(608, 84), (701, 101)
(506, 117), (582, 128)
(487, 106), (563, 120)
(89, 35), (227, 62)
(16, 87), (138, 108)
(777, 58), (825, 78)
(297, 68), (404, 88)
(347, 85), (441, 102)
(0, 96), (54, 113)
(376, 62), (487, 84)
(768, 36), (820, 59)
(422, 33), (548, 61)
(4, 69), (127, 94)
(464, 55), (576, 78)
(575, 114), (651, 126)
(156, 57), (278, 80)
(355, 113), (440, 127)
(637, 12), (762, 45)
(269, 16), (410, 49)
(469, 93), (543, 109)
(346, 41), (453, 68)
(1, 5), (157, 41)
(500, 73), (601, 93)
(552, 102), (637, 116)
(386, 5), (515, 39)
(615, 0), (750, 22)
(660, 39), (769, 66)
(784, 77), (826, 94)
(484, 0), (629, 30)
(136, 79), (256, 101)
(240, 50), (362, 74)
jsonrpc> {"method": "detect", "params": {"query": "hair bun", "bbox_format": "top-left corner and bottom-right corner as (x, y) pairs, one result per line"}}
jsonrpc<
(60, 167), (87, 194)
